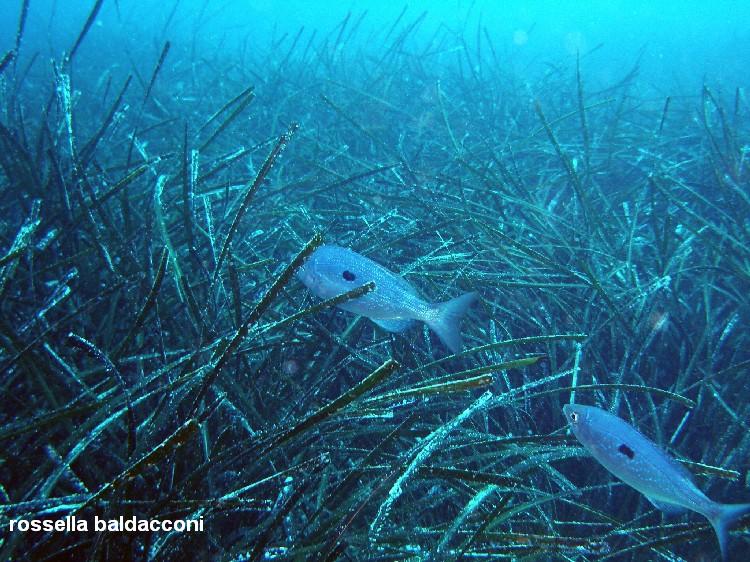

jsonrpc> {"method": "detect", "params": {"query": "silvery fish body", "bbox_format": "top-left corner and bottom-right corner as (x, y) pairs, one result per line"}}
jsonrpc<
(297, 244), (477, 353)
(564, 403), (750, 561)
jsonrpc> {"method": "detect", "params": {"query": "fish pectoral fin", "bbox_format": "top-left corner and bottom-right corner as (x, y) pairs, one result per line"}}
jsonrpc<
(372, 318), (414, 333)
(645, 495), (688, 516)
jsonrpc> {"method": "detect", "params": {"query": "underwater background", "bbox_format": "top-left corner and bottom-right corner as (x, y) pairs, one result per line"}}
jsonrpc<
(1, 0), (749, 560)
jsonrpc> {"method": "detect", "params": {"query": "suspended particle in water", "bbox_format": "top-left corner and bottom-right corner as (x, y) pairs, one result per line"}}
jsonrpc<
(281, 358), (301, 376)
(564, 31), (587, 56)
(513, 29), (529, 46)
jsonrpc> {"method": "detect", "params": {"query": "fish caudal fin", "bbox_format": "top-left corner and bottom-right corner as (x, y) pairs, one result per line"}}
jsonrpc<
(707, 502), (750, 561)
(426, 291), (478, 354)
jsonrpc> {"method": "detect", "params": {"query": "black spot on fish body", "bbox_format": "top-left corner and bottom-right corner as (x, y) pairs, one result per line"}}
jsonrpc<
(618, 443), (635, 459)
(342, 270), (356, 281)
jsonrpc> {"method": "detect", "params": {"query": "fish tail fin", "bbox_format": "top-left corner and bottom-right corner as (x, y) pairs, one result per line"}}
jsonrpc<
(426, 291), (478, 354)
(707, 502), (750, 561)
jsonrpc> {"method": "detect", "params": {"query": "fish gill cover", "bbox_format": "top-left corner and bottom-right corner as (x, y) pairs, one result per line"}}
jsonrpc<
(0, 0), (748, 560)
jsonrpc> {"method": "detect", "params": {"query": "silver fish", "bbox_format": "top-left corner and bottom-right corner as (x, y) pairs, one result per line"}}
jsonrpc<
(297, 244), (477, 353)
(564, 403), (750, 561)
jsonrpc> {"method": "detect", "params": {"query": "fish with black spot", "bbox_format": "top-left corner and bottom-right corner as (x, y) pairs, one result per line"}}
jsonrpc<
(297, 244), (478, 354)
(564, 403), (750, 561)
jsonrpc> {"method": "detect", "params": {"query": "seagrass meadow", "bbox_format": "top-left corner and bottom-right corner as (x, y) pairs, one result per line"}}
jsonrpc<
(1, 1), (749, 560)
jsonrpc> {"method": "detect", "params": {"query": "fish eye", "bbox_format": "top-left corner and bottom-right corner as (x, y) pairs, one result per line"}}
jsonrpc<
(342, 270), (356, 281)
(569, 412), (579, 423)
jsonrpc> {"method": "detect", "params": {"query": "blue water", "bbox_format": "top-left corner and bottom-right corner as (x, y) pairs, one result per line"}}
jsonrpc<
(3, 1), (748, 90)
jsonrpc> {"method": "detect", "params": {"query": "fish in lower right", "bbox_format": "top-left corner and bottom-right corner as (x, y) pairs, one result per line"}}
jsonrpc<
(564, 403), (750, 561)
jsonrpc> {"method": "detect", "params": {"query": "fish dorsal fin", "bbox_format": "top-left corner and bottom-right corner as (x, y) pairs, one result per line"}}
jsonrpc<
(645, 495), (688, 516)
